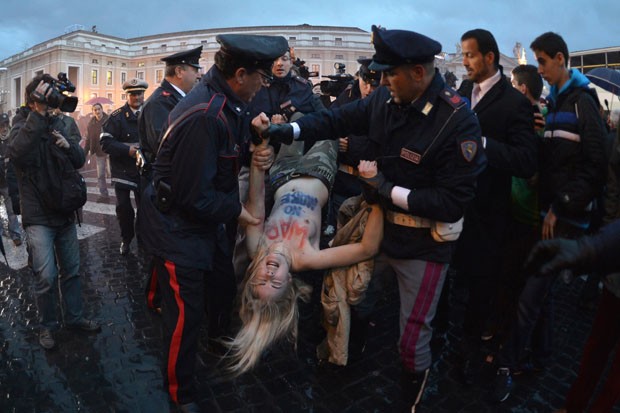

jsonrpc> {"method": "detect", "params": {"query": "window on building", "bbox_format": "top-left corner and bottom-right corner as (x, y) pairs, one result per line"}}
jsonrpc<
(34, 69), (44, 77)
(91, 69), (98, 85)
(181, 42), (187, 46)
(311, 54), (320, 59)
(358, 55), (368, 60)
(121, 93), (126, 101)
(289, 36), (296, 45)
(161, 44), (167, 49)
(582, 52), (606, 68)
(138, 62), (145, 67)
(14, 77), (21, 108)
(107, 93), (113, 101)
(92, 58), (98, 64)
(137, 71), (145, 80)
(106, 70), (113, 86)
(156, 69), (163, 83)
(121, 62), (127, 67)
(607, 51), (620, 65)
(142, 46), (148, 51)
(121, 71), (127, 83)
(312, 36), (319, 45)
(107, 60), (113, 65)
(335, 37), (343, 46)
(335, 54), (344, 60)
(68, 66), (79, 91)
(311, 64), (320, 74)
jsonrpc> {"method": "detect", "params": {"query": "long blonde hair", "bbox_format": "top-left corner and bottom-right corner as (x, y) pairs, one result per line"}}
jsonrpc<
(225, 243), (311, 376)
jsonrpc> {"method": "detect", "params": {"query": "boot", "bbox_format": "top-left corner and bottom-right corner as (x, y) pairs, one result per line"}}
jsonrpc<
(401, 368), (429, 412)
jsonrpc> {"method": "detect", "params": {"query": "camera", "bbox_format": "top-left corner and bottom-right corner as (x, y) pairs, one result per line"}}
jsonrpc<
(319, 62), (354, 99)
(31, 73), (78, 113)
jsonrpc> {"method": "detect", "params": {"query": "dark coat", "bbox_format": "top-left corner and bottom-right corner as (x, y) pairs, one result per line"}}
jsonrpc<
(455, 74), (538, 277)
(100, 103), (140, 188)
(139, 66), (246, 270)
(297, 71), (487, 263)
(138, 79), (183, 163)
(85, 113), (108, 157)
(8, 107), (85, 227)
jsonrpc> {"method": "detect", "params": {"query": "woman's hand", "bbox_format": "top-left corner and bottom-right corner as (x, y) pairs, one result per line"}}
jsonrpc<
(252, 144), (275, 171)
(238, 205), (261, 227)
(358, 160), (378, 178)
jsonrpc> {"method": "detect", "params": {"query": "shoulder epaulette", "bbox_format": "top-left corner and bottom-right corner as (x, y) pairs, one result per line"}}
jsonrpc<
(110, 107), (122, 117)
(293, 75), (310, 86)
(439, 87), (465, 109)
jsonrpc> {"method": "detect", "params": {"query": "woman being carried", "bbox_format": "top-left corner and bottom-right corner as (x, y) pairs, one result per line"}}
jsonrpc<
(227, 113), (383, 375)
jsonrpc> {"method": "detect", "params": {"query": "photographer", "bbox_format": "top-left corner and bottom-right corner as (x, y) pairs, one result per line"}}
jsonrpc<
(8, 74), (100, 351)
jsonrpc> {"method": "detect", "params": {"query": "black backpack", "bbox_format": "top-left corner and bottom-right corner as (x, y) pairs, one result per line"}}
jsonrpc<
(31, 139), (87, 216)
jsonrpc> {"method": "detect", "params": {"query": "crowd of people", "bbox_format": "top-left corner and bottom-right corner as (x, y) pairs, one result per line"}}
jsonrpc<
(0, 24), (619, 413)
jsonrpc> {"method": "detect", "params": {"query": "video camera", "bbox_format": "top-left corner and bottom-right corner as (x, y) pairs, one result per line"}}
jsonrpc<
(31, 73), (78, 113)
(319, 63), (354, 98)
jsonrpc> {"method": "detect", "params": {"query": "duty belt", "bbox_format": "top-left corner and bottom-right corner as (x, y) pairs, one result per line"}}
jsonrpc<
(338, 163), (359, 176)
(385, 210), (432, 228)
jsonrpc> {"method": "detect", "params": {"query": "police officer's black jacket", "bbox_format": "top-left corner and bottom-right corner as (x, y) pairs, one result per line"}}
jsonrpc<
(331, 81), (369, 198)
(455, 74), (537, 276)
(139, 66), (247, 270)
(101, 102), (140, 188)
(296, 71), (487, 263)
(138, 79), (183, 164)
(250, 72), (323, 118)
(8, 106), (85, 227)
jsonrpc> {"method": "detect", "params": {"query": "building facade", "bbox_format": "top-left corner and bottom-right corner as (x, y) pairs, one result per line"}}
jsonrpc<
(0, 24), (374, 116)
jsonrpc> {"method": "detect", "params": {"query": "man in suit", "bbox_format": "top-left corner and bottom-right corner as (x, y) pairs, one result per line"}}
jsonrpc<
(453, 28), (538, 385)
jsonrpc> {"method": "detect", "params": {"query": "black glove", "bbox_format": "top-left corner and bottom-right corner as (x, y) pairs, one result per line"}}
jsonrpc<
(524, 237), (595, 277)
(358, 171), (394, 201)
(263, 123), (294, 145)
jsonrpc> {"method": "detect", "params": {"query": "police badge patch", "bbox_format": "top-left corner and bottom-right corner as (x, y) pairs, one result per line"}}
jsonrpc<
(460, 140), (477, 162)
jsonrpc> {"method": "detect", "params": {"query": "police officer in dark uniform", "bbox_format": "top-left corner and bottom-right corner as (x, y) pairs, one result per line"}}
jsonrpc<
(138, 45), (202, 179)
(138, 34), (287, 413)
(138, 46), (202, 312)
(326, 58), (381, 234)
(101, 78), (148, 255)
(258, 25), (487, 412)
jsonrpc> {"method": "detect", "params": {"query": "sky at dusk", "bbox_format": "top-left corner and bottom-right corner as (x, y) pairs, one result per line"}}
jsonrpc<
(1, 0), (618, 64)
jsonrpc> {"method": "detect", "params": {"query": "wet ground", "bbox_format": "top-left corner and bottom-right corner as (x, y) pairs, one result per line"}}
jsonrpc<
(0, 167), (617, 413)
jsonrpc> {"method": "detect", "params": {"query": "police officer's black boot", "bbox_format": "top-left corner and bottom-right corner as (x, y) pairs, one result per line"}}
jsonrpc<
(401, 368), (429, 413)
(348, 312), (369, 362)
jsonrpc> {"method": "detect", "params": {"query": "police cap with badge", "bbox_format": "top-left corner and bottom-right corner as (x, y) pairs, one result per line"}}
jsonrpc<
(122, 78), (149, 94)
(216, 34), (289, 76)
(369, 25), (441, 71)
(357, 58), (381, 87)
(0, 113), (9, 125)
(161, 46), (203, 69)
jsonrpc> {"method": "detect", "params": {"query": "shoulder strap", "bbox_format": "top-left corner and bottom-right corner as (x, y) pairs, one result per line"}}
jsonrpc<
(157, 93), (228, 155)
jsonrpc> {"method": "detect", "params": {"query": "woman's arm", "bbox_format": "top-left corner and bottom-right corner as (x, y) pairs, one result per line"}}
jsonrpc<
(299, 203), (383, 271)
(245, 113), (271, 258)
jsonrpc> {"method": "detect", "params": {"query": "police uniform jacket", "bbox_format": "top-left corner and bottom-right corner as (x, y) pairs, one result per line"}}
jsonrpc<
(85, 113), (108, 157)
(331, 82), (369, 198)
(8, 107), (85, 227)
(138, 79), (183, 164)
(454, 74), (537, 277)
(101, 102), (140, 188)
(250, 72), (324, 118)
(297, 71), (487, 263)
(139, 65), (248, 270)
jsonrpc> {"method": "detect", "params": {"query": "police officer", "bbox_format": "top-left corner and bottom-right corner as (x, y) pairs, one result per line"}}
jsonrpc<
(138, 34), (287, 413)
(101, 78), (148, 255)
(138, 46), (202, 312)
(326, 58), (380, 234)
(257, 25), (487, 412)
(0, 113), (23, 246)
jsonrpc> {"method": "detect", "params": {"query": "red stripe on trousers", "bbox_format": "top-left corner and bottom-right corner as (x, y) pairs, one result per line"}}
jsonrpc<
(165, 260), (185, 403)
(146, 265), (158, 309)
(400, 262), (443, 371)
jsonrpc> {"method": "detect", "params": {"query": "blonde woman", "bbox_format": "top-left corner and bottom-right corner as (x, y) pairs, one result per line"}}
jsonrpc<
(226, 113), (383, 375)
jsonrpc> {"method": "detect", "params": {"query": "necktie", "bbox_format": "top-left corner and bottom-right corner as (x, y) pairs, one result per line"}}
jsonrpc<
(471, 84), (481, 109)
(135, 110), (140, 118)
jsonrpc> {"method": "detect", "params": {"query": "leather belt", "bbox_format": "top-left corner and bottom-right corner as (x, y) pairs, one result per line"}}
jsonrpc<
(385, 210), (432, 228)
(338, 163), (359, 176)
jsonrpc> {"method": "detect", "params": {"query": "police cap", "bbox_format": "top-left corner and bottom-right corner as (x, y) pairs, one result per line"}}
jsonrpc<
(122, 78), (148, 94)
(357, 58), (381, 87)
(369, 25), (441, 71)
(216, 34), (289, 73)
(0, 113), (9, 124)
(161, 45), (203, 69)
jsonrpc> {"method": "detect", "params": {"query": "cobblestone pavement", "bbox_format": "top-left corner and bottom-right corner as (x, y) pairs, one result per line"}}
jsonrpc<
(0, 168), (618, 413)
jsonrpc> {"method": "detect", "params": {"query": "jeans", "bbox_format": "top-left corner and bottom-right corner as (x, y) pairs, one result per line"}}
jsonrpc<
(95, 156), (110, 196)
(26, 223), (83, 329)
